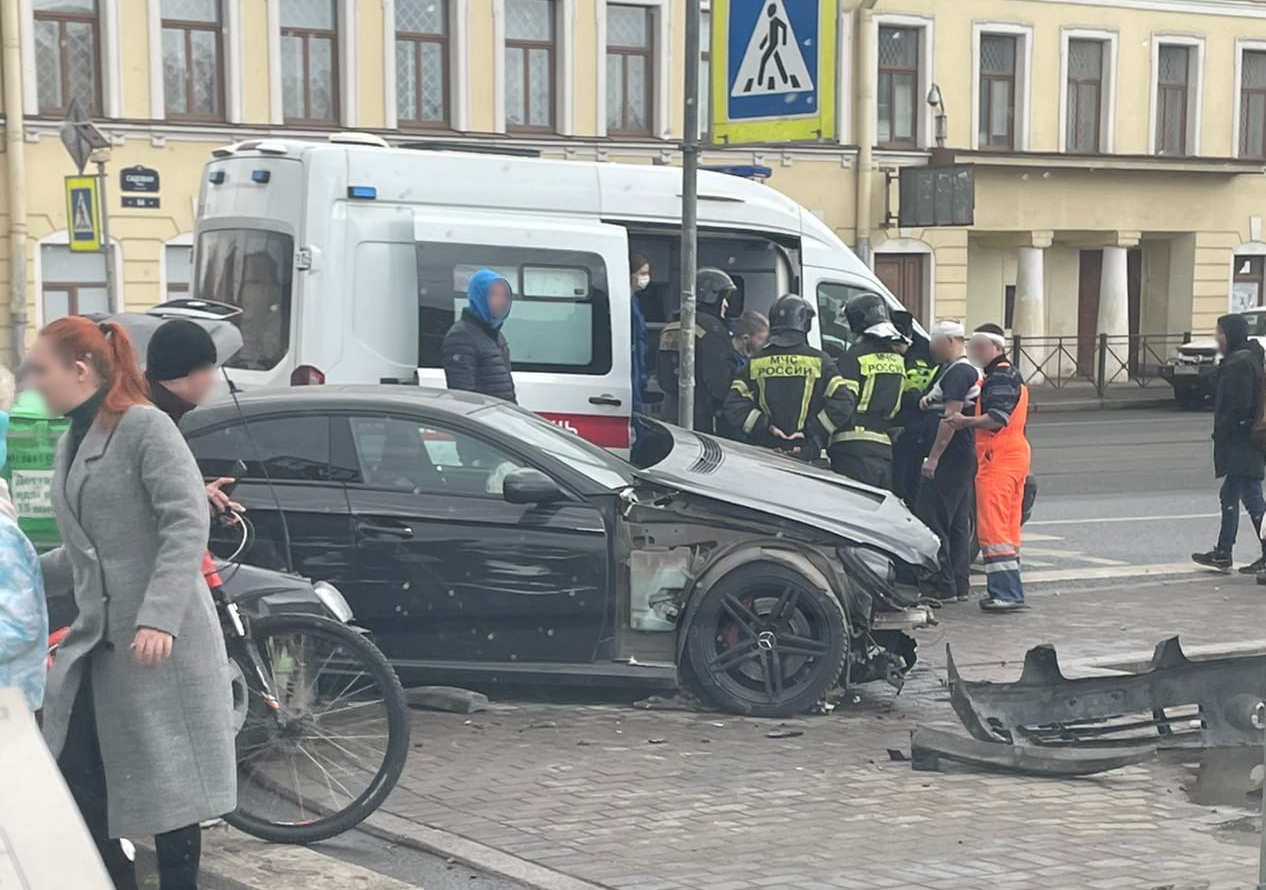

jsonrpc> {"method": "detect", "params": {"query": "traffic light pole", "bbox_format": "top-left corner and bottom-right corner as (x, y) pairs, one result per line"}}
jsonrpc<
(677, 0), (702, 429)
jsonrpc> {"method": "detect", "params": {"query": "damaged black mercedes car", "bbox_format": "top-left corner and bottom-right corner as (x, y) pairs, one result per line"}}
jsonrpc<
(185, 386), (940, 717)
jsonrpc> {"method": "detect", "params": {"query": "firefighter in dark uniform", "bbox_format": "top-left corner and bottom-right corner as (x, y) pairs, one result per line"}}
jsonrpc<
(722, 294), (854, 460)
(657, 268), (736, 433)
(830, 293), (907, 489)
(891, 309), (936, 504)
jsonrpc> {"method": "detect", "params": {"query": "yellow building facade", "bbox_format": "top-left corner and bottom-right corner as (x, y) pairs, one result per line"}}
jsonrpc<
(0, 0), (1265, 368)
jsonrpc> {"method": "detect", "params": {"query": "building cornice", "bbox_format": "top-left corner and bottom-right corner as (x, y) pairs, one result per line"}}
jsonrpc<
(1024, 0), (1266, 19)
(930, 147), (1266, 175)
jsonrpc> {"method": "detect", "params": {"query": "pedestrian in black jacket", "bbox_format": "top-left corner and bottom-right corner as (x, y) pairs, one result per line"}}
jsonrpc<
(442, 268), (516, 403)
(1193, 313), (1266, 573)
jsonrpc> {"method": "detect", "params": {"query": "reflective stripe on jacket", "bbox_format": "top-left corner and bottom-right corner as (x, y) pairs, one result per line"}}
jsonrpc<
(832, 337), (906, 447)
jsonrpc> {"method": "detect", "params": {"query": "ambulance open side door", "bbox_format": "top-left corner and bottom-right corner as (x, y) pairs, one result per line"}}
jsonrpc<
(412, 211), (634, 450)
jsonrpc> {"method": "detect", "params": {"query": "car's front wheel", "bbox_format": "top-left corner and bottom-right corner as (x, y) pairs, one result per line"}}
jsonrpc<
(685, 562), (847, 717)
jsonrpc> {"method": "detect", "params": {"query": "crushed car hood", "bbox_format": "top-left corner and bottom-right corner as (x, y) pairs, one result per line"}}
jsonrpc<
(635, 426), (939, 569)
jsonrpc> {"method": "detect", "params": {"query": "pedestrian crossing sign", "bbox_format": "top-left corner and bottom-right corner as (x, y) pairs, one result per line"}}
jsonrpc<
(64, 176), (101, 252)
(711, 0), (836, 145)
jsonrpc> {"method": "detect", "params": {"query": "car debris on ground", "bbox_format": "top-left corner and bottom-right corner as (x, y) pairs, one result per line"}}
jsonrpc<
(946, 637), (1266, 749)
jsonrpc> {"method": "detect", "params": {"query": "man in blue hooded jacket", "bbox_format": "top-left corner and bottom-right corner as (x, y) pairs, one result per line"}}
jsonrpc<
(443, 268), (517, 403)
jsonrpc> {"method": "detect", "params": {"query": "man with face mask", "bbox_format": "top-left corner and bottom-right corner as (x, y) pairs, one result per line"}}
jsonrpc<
(442, 268), (516, 403)
(1192, 313), (1266, 573)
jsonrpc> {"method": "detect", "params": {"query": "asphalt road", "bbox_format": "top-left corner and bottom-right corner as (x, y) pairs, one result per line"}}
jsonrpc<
(1022, 405), (1242, 572)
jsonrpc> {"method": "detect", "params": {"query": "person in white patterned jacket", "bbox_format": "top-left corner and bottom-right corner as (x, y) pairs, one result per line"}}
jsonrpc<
(0, 364), (47, 711)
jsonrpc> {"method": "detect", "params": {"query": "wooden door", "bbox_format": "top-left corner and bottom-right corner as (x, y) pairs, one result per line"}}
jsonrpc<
(875, 254), (926, 322)
(1077, 250), (1102, 376)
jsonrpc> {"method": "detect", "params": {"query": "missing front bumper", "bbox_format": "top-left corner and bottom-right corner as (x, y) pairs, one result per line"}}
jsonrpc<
(947, 637), (1266, 749)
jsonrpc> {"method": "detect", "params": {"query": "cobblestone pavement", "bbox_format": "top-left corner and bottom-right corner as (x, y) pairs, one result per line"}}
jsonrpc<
(380, 574), (1265, 890)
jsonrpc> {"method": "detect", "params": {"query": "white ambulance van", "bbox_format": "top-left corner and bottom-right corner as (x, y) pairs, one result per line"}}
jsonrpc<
(193, 133), (911, 450)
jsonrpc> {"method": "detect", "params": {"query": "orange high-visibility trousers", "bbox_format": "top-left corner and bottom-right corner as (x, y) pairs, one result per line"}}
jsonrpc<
(975, 370), (1030, 604)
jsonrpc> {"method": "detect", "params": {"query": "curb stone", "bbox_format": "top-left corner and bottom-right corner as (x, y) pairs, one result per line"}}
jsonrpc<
(362, 810), (611, 890)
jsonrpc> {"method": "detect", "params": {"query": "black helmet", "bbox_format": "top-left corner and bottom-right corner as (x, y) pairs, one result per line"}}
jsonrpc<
(891, 309), (915, 341)
(844, 293), (890, 333)
(769, 294), (815, 333)
(768, 294), (815, 347)
(697, 267), (737, 306)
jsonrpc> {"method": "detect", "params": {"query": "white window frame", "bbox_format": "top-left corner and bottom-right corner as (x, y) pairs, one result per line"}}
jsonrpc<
(1233, 38), (1266, 159)
(147, 0), (244, 123)
(596, 0), (670, 139)
(21, 0), (122, 118)
(873, 13), (935, 151)
(493, 0), (576, 135)
(1058, 28), (1118, 154)
(266, 0), (358, 127)
(382, 0), (470, 131)
(1148, 34), (1204, 156)
(33, 231), (124, 329)
(970, 21), (1035, 152)
(160, 233), (194, 303)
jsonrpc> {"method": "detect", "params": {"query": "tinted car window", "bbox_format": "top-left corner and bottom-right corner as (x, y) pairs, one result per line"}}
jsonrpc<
(195, 228), (294, 371)
(348, 416), (524, 499)
(188, 416), (331, 481)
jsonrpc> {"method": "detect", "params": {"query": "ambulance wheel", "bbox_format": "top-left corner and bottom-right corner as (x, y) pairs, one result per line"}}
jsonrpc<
(686, 563), (847, 717)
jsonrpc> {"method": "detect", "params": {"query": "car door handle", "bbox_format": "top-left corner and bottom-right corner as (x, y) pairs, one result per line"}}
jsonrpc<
(589, 394), (622, 407)
(357, 521), (414, 540)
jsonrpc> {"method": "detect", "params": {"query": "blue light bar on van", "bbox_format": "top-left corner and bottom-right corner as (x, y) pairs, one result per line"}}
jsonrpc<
(701, 164), (774, 181)
(251, 169), (271, 183)
(208, 171), (226, 185)
(347, 186), (377, 200)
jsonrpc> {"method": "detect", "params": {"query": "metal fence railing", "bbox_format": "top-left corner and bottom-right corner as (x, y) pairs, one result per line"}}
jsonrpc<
(1011, 332), (1192, 395)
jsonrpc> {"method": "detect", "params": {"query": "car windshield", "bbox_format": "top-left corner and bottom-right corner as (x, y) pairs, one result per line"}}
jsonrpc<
(1245, 312), (1266, 337)
(471, 404), (635, 490)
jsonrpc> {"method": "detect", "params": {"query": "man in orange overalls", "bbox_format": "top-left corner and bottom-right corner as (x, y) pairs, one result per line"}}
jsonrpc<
(945, 324), (1031, 612)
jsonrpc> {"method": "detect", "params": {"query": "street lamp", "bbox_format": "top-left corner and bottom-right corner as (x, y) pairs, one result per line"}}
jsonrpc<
(927, 83), (948, 148)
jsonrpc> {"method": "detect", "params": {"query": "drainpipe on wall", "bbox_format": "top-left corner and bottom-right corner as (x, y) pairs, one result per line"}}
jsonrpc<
(1, 0), (26, 364)
(854, 0), (878, 266)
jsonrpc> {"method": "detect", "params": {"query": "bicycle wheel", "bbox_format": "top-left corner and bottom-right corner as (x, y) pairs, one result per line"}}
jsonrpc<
(223, 614), (410, 844)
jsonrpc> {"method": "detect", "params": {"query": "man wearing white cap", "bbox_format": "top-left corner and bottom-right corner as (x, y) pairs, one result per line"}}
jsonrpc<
(946, 324), (1031, 612)
(915, 320), (980, 602)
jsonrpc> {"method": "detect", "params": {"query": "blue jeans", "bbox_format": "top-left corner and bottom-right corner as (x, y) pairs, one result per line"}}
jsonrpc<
(1216, 474), (1266, 555)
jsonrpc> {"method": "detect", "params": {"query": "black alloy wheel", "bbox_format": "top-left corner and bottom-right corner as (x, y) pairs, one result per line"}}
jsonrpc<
(686, 562), (847, 717)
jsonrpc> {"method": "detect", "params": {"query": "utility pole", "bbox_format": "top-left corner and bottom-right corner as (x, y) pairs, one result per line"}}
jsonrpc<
(94, 153), (115, 309)
(677, 0), (702, 429)
(2, 0), (28, 362)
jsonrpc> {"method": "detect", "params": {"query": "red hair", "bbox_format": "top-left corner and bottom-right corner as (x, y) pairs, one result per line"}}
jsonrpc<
(39, 316), (150, 421)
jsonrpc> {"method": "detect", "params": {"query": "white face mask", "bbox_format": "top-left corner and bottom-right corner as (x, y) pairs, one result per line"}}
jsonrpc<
(634, 273), (650, 292)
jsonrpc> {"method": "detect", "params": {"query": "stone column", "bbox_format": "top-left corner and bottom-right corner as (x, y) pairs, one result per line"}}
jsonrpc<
(1096, 232), (1140, 384)
(1012, 233), (1052, 382)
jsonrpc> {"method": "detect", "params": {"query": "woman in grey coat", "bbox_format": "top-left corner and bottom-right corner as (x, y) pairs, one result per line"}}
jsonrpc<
(28, 316), (235, 890)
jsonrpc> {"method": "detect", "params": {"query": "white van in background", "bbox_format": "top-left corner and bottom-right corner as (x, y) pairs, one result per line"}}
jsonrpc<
(193, 133), (910, 450)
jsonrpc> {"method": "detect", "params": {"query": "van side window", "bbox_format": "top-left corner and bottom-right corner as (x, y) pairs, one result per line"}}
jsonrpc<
(816, 282), (873, 362)
(417, 244), (612, 375)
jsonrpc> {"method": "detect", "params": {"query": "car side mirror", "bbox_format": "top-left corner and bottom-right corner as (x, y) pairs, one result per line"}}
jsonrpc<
(502, 467), (566, 505)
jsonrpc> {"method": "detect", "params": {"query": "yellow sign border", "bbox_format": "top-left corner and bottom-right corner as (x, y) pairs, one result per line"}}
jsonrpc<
(64, 176), (102, 253)
(709, 0), (838, 146)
